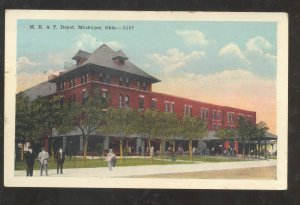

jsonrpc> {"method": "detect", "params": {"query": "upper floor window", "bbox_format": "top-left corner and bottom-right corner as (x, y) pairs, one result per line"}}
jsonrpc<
(217, 111), (221, 120)
(69, 77), (75, 87)
(104, 74), (111, 84)
(81, 73), (88, 84)
(125, 95), (130, 108)
(125, 78), (130, 87)
(99, 73), (104, 82)
(119, 77), (124, 86)
(227, 112), (234, 122)
(137, 81), (147, 90)
(212, 110), (217, 120)
(201, 108), (209, 119)
(212, 123), (216, 130)
(151, 98), (157, 109)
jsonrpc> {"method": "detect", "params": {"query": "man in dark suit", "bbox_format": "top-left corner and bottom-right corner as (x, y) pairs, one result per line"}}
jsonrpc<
(55, 147), (65, 174)
(25, 146), (35, 177)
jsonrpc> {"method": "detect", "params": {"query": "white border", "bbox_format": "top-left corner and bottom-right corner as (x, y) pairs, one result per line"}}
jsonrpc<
(4, 10), (288, 189)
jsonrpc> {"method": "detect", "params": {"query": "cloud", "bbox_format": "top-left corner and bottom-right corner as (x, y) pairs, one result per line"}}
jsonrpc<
(246, 36), (272, 53)
(17, 56), (42, 71)
(219, 43), (250, 64)
(152, 69), (276, 133)
(148, 48), (205, 72)
(75, 33), (125, 51)
(176, 30), (209, 46)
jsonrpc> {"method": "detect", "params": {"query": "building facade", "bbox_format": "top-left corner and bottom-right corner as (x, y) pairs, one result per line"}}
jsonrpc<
(29, 44), (257, 155)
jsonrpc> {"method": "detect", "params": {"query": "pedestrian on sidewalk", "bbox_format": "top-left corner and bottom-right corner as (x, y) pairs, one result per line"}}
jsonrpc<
(55, 147), (65, 174)
(38, 147), (49, 176)
(105, 149), (115, 171)
(25, 146), (35, 177)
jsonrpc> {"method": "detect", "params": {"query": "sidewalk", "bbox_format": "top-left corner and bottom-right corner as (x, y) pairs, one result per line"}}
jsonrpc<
(15, 159), (276, 178)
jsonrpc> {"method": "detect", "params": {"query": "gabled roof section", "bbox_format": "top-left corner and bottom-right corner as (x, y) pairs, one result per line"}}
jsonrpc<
(80, 44), (160, 82)
(72, 49), (91, 60)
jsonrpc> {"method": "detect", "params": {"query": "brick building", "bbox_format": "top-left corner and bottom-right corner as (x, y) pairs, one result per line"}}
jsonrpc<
(28, 44), (257, 155)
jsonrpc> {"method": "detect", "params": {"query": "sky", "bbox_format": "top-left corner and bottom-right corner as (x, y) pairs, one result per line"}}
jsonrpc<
(17, 20), (277, 134)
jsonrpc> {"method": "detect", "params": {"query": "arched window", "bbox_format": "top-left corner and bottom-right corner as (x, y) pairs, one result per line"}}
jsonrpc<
(125, 95), (129, 108)
(119, 94), (123, 107)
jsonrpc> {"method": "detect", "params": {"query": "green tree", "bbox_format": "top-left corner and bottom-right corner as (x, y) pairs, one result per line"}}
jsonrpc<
(59, 91), (107, 164)
(236, 117), (255, 158)
(181, 116), (207, 160)
(103, 108), (139, 160)
(215, 128), (235, 153)
(254, 121), (269, 157)
(136, 109), (160, 156)
(31, 95), (64, 161)
(16, 92), (35, 160)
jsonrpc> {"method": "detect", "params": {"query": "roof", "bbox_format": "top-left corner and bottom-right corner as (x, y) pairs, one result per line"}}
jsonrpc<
(202, 131), (220, 141)
(112, 49), (128, 60)
(53, 44), (160, 83)
(72, 49), (91, 60)
(20, 81), (56, 101)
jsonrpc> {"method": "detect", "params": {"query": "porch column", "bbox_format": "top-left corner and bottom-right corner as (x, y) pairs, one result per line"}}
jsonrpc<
(62, 136), (66, 151)
(103, 136), (109, 150)
(80, 136), (83, 151)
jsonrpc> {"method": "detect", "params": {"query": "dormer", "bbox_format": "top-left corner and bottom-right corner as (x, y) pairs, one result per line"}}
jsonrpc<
(72, 50), (91, 66)
(112, 50), (128, 66)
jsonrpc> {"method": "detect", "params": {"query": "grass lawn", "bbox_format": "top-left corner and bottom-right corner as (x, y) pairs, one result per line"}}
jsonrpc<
(174, 155), (247, 162)
(15, 157), (192, 170)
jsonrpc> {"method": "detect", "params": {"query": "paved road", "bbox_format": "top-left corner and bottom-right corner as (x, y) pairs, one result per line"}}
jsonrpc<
(15, 159), (276, 178)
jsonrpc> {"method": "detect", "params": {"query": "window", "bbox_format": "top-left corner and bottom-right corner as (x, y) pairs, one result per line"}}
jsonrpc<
(125, 95), (130, 108)
(212, 124), (216, 130)
(151, 99), (157, 109)
(104, 74), (111, 84)
(102, 91), (107, 103)
(81, 74), (88, 84)
(99, 73), (104, 82)
(184, 105), (188, 116)
(60, 97), (64, 107)
(170, 103), (175, 113)
(142, 82), (147, 90)
(212, 110), (217, 120)
(217, 124), (221, 130)
(119, 77), (124, 86)
(217, 111), (221, 120)
(227, 112), (234, 122)
(125, 78), (130, 87)
(118, 94), (123, 107)
(82, 89), (88, 104)
(70, 77), (75, 87)
(188, 106), (192, 116)
(139, 96), (144, 109)
(201, 108), (209, 119)
(165, 101), (169, 112)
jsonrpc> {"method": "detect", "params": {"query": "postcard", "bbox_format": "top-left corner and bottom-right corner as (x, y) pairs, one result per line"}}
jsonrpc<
(4, 10), (288, 189)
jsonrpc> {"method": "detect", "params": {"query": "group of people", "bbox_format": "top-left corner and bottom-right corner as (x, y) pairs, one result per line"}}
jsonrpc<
(24, 146), (65, 177)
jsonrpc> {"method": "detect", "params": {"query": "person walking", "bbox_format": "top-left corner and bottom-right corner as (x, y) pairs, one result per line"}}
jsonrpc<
(105, 149), (115, 171)
(38, 147), (49, 176)
(150, 146), (154, 158)
(25, 146), (35, 177)
(55, 147), (65, 174)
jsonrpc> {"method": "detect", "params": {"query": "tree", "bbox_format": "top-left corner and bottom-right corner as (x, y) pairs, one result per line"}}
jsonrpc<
(181, 116), (207, 160)
(254, 121), (269, 157)
(215, 128), (235, 153)
(103, 108), (140, 160)
(59, 90), (107, 164)
(236, 117), (255, 158)
(136, 109), (160, 156)
(32, 95), (64, 161)
(16, 92), (34, 160)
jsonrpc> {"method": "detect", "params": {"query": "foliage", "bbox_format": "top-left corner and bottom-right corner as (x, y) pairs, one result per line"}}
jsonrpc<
(215, 128), (235, 141)
(103, 108), (140, 159)
(95, 143), (104, 156)
(181, 116), (207, 159)
(58, 89), (107, 164)
(236, 116), (256, 157)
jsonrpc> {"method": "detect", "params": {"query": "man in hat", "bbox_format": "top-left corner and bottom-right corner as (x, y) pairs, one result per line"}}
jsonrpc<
(25, 146), (35, 177)
(38, 147), (49, 176)
(55, 146), (65, 174)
